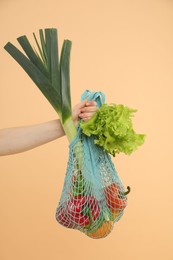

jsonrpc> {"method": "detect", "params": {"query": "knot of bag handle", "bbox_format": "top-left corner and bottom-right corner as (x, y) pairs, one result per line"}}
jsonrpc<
(80, 89), (106, 108)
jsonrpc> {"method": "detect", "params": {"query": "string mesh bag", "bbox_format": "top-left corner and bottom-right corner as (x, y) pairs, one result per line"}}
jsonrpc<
(55, 90), (130, 239)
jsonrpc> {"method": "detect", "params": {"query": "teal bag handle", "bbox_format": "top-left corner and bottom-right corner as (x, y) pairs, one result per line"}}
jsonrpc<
(80, 89), (105, 108)
(73, 89), (106, 143)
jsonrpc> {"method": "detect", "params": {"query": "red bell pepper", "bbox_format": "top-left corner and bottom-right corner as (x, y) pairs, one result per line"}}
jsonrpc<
(88, 196), (101, 221)
(56, 206), (74, 228)
(56, 198), (90, 228)
(104, 183), (130, 213)
(66, 195), (101, 227)
(66, 195), (90, 226)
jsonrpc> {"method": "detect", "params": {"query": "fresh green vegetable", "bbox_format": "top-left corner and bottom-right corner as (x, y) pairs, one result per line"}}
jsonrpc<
(80, 103), (145, 156)
(4, 28), (77, 142)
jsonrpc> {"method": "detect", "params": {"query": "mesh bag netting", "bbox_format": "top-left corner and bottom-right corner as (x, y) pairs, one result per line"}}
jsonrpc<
(55, 90), (129, 239)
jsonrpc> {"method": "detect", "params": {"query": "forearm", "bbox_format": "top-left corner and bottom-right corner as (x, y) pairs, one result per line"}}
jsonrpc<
(0, 119), (65, 156)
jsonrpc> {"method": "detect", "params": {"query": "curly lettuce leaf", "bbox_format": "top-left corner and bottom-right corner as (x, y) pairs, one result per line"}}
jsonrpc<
(80, 104), (145, 156)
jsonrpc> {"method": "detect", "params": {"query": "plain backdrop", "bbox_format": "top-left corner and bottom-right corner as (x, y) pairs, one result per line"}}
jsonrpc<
(0, 0), (173, 259)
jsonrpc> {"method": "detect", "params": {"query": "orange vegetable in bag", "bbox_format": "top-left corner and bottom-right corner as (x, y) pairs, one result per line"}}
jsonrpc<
(86, 221), (114, 239)
(104, 183), (131, 213)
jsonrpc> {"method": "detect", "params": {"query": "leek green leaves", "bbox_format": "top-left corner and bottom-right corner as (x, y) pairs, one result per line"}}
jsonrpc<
(4, 28), (77, 142)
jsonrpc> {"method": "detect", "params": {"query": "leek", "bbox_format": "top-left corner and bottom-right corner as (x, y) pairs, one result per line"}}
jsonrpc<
(4, 28), (77, 142)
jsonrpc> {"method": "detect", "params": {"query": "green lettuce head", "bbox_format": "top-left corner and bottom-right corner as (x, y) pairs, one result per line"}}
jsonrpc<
(80, 104), (145, 156)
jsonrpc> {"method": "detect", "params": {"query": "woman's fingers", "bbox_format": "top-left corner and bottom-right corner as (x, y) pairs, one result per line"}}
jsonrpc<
(81, 106), (97, 113)
(72, 100), (97, 125)
(79, 101), (98, 121)
(81, 116), (93, 122)
(81, 102), (98, 112)
(79, 112), (94, 118)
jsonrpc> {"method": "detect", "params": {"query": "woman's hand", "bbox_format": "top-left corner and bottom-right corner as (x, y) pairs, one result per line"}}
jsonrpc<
(72, 100), (98, 126)
(0, 100), (98, 156)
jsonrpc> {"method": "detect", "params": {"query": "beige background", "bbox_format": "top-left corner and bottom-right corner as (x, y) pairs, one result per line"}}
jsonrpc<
(0, 0), (173, 259)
